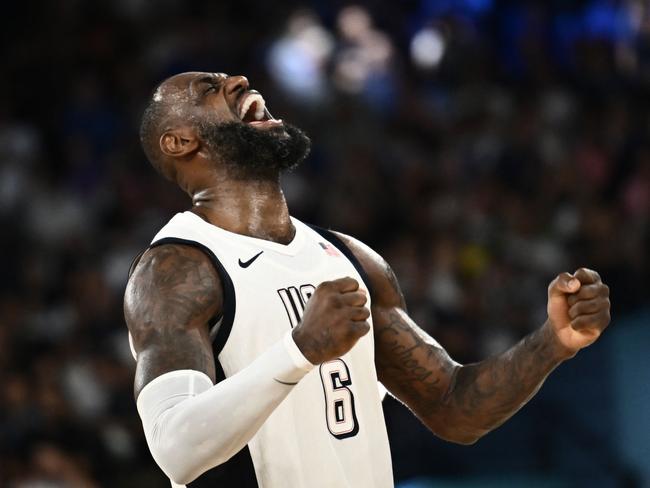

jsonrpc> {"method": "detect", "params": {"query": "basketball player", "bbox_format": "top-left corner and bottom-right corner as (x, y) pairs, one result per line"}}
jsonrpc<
(124, 72), (611, 487)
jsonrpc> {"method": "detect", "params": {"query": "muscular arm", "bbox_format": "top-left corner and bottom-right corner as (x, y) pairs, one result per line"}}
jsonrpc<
(124, 244), (220, 397)
(124, 244), (314, 484)
(375, 305), (565, 444)
(336, 233), (609, 445)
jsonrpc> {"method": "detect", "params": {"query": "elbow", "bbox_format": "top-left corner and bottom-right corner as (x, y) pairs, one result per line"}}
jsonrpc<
(154, 443), (201, 485)
(447, 431), (485, 445)
(166, 469), (197, 486)
(151, 431), (228, 485)
(167, 465), (222, 487)
(154, 432), (240, 484)
(156, 447), (225, 485)
(425, 419), (488, 446)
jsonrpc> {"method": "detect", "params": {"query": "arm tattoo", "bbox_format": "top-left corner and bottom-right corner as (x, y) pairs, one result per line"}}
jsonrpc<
(377, 305), (566, 442)
(375, 309), (452, 418)
(374, 264), (456, 417)
(374, 262), (566, 443)
(124, 244), (221, 397)
(333, 231), (566, 442)
(443, 323), (565, 437)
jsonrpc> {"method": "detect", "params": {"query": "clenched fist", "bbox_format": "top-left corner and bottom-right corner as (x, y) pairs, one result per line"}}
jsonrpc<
(546, 268), (611, 356)
(292, 277), (371, 364)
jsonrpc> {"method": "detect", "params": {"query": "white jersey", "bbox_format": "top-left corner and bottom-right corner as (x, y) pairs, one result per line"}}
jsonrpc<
(146, 211), (394, 488)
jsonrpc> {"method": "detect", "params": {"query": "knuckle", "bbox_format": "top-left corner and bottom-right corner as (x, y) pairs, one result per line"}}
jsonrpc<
(343, 322), (358, 338)
(317, 281), (332, 292)
(550, 272), (570, 290)
(351, 321), (370, 335)
(342, 277), (358, 288)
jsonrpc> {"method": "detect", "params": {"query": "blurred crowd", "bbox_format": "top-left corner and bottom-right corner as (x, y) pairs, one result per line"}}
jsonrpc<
(1, 1), (648, 486)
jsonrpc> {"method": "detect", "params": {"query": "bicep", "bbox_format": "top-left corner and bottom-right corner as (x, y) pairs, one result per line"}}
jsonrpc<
(124, 244), (222, 397)
(373, 304), (459, 418)
(331, 231), (460, 418)
(133, 321), (216, 398)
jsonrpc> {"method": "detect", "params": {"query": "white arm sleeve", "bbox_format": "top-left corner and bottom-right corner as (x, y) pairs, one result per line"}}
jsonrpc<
(136, 330), (314, 485)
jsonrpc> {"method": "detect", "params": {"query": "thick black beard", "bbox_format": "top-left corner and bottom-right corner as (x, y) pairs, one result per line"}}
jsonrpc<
(198, 121), (311, 180)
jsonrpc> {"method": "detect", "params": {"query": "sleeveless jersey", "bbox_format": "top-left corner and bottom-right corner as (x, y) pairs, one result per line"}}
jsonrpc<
(145, 211), (394, 488)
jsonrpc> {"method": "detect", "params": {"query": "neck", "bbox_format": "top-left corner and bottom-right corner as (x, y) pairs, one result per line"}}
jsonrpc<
(191, 177), (295, 244)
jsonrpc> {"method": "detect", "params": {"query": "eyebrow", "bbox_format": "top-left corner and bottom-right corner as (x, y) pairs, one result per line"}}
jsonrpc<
(191, 74), (226, 100)
(197, 76), (218, 85)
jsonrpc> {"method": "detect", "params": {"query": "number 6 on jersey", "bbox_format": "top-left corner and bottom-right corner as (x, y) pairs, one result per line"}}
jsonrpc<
(319, 359), (359, 439)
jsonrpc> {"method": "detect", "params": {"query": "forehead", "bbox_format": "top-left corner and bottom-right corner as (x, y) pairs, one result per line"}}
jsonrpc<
(154, 71), (228, 101)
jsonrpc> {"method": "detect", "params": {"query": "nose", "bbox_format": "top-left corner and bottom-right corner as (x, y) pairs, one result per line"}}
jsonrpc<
(224, 75), (249, 96)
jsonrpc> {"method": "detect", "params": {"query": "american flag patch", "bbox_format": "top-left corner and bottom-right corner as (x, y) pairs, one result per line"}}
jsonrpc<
(319, 242), (342, 257)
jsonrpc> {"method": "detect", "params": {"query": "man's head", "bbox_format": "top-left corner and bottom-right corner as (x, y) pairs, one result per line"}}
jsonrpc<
(139, 72), (311, 188)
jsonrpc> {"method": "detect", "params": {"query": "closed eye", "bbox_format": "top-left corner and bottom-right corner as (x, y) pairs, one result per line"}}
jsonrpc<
(194, 75), (226, 102)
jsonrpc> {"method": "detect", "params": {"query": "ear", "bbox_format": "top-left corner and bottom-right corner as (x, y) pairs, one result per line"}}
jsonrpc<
(159, 127), (199, 159)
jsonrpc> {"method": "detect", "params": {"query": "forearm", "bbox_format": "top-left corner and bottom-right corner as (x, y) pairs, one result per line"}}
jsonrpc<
(438, 321), (572, 443)
(346, 234), (611, 446)
(136, 331), (313, 484)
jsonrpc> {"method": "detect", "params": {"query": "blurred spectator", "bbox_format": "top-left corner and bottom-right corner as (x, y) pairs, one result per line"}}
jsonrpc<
(1, 1), (648, 486)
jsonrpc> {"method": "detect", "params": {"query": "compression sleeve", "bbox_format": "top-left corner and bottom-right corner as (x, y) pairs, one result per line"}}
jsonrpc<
(136, 330), (314, 485)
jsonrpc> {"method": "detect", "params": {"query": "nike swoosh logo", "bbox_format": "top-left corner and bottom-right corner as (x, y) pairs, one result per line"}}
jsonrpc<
(238, 250), (264, 268)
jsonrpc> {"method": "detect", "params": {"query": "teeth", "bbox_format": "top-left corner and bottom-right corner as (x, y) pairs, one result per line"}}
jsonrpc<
(255, 103), (264, 120)
(240, 93), (266, 121)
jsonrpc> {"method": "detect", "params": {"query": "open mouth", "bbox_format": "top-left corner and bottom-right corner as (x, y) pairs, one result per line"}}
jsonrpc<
(238, 91), (284, 129)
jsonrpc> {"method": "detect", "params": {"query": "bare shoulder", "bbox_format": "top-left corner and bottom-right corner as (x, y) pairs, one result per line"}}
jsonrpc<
(124, 243), (222, 395)
(124, 243), (223, 330)
(330, 231), (405, 309)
